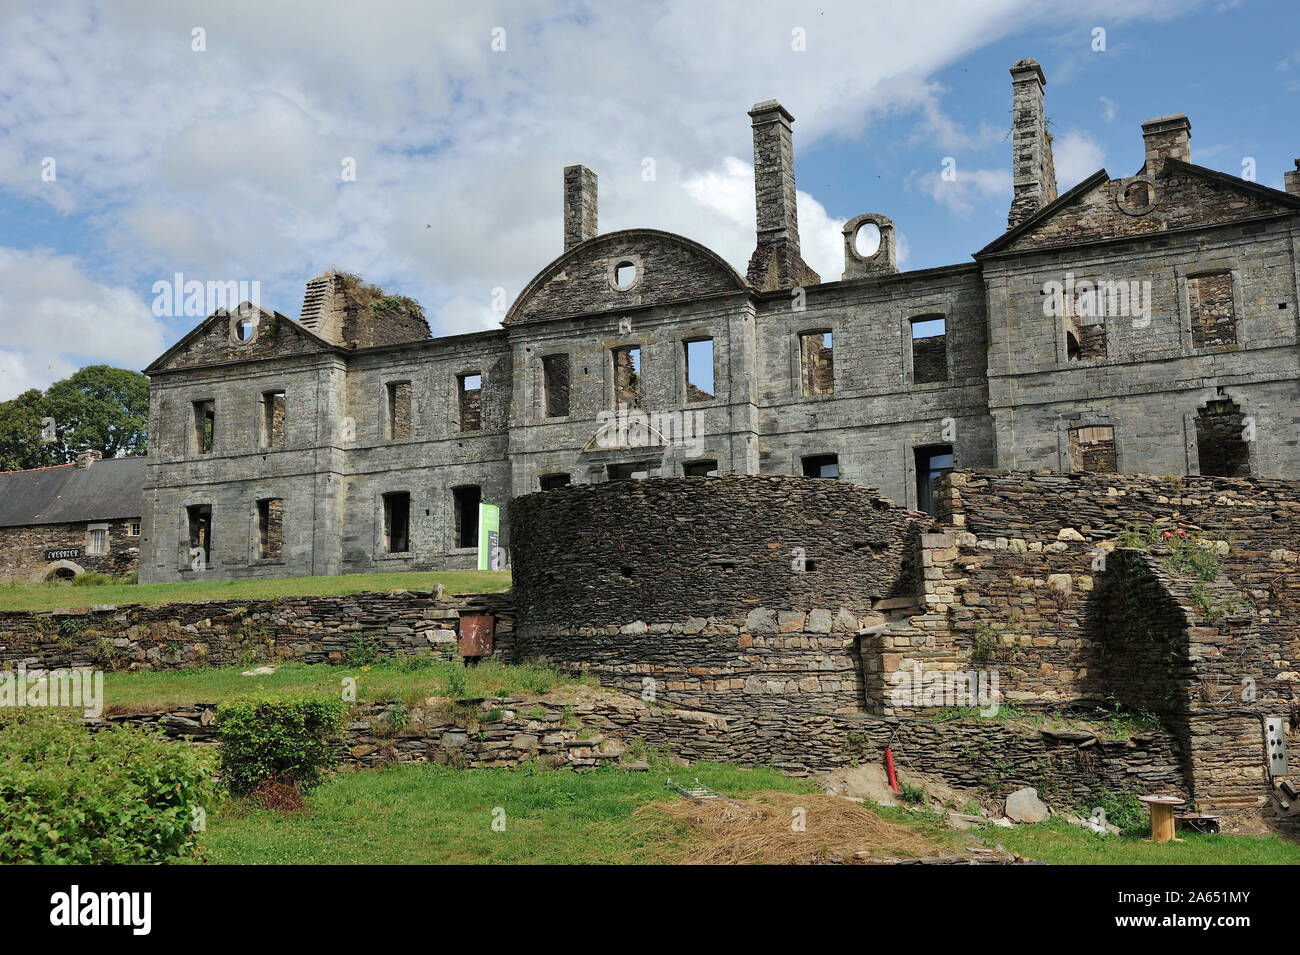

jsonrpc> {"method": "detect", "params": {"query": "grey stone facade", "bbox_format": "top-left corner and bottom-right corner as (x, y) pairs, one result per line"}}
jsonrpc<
(140, 57), (1300, 583)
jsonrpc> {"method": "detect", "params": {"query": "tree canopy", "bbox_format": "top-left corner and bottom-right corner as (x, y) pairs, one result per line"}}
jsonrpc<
(0, 366), (148, 471)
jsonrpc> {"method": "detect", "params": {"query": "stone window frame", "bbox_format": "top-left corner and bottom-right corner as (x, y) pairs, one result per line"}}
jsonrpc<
(682, 458), (721, 477)
(375, 489), (414, 560)
(85, 522), (110, 556)
(249, 495), (286, 564)
(1175, 258), (1244, 355)
(449, 484), (483, 553)
(607, 254), (643, 292)
(190, 397), (216, 457)
(793, 326), (835, 400)
(179, 499), (215, 572)
(1183, 390), (1257, 476)
(538, 350), (573, 421)
(903, 300), (952, 388)
(680, 333), (721, 407)
(127, 521), (141, 537)
(454, 369), (484, 433)
(257, 386), (288, 451)
(1051, 281), (1110, 366)
(538, 471), (572, 491)
(1055, 414), (1123, 474)
(383, 379), (413, 442)
(609, 340), (645, 410)
(227, 309), (260, 346)
(899, 437), (956, 512)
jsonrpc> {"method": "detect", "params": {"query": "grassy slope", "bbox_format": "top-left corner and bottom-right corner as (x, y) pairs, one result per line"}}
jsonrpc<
(197, 762), (822, 865)
(0, 570), (509, 613)
(102, 659), (587, 710)
(196, 763), (1300, 865)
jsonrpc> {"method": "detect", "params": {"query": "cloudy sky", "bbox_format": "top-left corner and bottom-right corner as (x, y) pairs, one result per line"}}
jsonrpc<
(1, 0), (1296, 399)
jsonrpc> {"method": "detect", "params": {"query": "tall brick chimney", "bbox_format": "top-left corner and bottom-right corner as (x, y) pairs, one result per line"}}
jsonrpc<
(1141, 114), (1191, 175)
(76, 448), (102, 469)
(563, 165), (598, 251)
(1285, 159), (1300, 197)
(1007, 58), (1057, 230)
(746, 100), (819, 291)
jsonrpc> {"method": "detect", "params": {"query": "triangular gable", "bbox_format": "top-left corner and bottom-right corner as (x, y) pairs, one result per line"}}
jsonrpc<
(978, 161), (1300, 258)
(145, 305), (341, 374)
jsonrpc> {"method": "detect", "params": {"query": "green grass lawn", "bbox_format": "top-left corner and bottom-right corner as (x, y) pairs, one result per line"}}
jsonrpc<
(975, 816), (1300, 865)
(103, 659), (587, 711)
(193, 762), (1300, 865)
(0, 570), (509, 613)
(195, 761), (821, 864)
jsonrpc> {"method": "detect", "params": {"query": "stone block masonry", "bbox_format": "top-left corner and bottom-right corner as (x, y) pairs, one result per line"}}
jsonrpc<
(0, 590), (514, 672)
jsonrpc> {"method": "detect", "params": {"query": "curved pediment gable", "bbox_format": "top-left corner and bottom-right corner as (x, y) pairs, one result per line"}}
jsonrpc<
(146, 306), (337, 374)
(504, 229), (748, 325)
(981, 161), (1300, 257)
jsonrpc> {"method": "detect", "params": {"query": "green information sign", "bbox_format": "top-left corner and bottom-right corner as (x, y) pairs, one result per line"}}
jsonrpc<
(477, 502), (502, 570)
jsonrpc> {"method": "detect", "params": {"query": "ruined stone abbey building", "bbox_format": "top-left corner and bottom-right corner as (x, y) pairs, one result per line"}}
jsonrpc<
(139, 58), (1300, 583)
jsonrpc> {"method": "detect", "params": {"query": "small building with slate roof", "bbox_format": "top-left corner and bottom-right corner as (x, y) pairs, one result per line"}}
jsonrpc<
(0, 450), (145, 581)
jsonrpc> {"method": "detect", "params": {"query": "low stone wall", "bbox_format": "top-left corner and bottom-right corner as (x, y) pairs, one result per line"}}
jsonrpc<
(107, 686), (1187, 810)
(516, 607), (876, 720)
(0, 590), (514, 671)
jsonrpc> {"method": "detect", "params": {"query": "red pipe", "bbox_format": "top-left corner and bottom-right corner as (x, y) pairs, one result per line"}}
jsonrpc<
(885, 747), (900, 794)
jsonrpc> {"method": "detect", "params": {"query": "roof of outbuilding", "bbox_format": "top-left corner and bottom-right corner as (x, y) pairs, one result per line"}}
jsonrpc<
(0, 456), (145, 528)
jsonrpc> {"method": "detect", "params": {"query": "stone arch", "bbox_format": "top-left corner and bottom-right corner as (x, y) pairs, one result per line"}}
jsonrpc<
(1191, 392), (1253, 477)
(36, 559), (87, 582)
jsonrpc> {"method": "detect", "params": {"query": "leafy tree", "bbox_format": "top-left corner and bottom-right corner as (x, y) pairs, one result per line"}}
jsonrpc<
(0, 366), (148, 471)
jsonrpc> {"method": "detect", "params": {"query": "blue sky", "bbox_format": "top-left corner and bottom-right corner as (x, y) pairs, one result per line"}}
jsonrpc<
(0, 0), (1296, 399)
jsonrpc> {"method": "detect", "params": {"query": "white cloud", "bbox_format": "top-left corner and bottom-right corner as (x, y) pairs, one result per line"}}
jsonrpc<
(1053, 130), (1107, 188)
(0, 248), (165, 400)
(1099, 96), (1119, 123)
(910, 165), (1011, 216)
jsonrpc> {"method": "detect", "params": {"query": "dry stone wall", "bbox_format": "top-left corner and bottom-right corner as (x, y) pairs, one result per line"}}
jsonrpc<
(0, 590), (514, 671)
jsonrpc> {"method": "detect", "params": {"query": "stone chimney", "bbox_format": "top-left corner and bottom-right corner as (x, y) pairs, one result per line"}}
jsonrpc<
(1285, 159), (1300, 197)
(1141, 114), (1191, 174)
(746, 101), (819, 291)
(563, 165), (598, 251)
(300, 272), (346, 342)
(76, 448), (102, 469)
(1007, 58), (1058, 230)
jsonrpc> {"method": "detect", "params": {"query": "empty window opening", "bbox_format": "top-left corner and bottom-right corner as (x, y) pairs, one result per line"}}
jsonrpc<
(539, 473), (571, 491)
(193, 400), (214, 454)
(1195, 399), (1250, 477)
(855, 222), (881, 258)
(801, 454), (839, 479)
(614, 261), (637, 290)
(1188, 271), (1236, 348)
(543, 354), (571, 417)
(613, 346), (642, 409)
(262, 390), (285, 449)
(186, 504), (213, 564)
(458, 373), (482, 431)
(684, 460), (719, 477)
(1124, 179), (1153, 211)
(910, 316), (948, 384)
(235, 316), (256, 342)
(914, 445), (954, 516)
(257, 498), (283, 559)
(453, 485), (481, 549)
(386, 382), (411, 440)
(1066, 302), (1107, 361)
(1069, 426), (1117, 473)
(88, 529), (107, 555)
(685, 339), (714, 401)
(800, 332), (833, 397)
(608, 462), (651, 481)
(382, 492), (410, 554)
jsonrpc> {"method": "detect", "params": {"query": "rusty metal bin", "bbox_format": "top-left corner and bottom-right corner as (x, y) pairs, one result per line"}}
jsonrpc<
(458, 614), (495, 658)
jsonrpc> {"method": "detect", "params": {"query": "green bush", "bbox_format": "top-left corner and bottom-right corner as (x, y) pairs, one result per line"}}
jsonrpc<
(217, 696), (348, 796)
(0, 711), (214, 864)
(1084, 789), (1149, 835)
(70, 571), (115, 587)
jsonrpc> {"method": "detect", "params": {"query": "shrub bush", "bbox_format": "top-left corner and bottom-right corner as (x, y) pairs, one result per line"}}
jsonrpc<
(0, 711), (214, 864)
(217, 696), (348, 796)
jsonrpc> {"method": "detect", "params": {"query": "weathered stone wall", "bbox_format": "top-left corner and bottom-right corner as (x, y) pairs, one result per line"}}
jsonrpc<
(511, 475), (929, 627)
(0, 519), (140, 581)
(109, 690), (1186, 809)
(0, 590), (513, 671)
